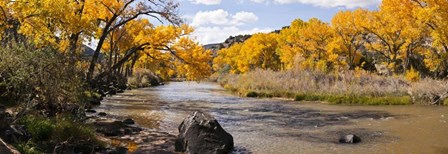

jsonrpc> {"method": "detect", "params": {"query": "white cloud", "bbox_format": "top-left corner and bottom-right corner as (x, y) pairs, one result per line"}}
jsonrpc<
(191, 9), (259, 27)
(191, 9), (230, 26)
(250, 0), (380, 8)
(192, 26), (273, 44)
(188, 9), (267, 44)
(189, 0), (222, 5)
(250, 0), (267, 4)
(232, 12), (259, 25)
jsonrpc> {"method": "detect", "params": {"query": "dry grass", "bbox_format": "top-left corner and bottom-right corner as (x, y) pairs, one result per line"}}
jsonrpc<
(218, 69), (448, 105)
(127, 69), (162, 88)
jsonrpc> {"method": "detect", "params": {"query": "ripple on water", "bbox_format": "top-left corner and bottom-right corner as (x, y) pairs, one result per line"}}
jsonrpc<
(97, 82), (448, 154)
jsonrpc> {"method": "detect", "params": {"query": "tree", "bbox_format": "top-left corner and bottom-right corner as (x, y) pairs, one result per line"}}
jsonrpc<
(278, 18), (338, 71)
(277, 19), (307, 69)
(86, 0), (182, 82)
(360, 1), (427, 73)
(213, 43), (243, 74)
(331, 9), (368, 69)
(94, 23), (212, 81)
(409, 0), (448, 77)
(237, 33), (280, 73)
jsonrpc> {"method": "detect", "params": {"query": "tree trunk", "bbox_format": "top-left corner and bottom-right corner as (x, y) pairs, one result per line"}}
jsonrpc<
(86, 15), (117, 82)
(68, 33), (80, 73)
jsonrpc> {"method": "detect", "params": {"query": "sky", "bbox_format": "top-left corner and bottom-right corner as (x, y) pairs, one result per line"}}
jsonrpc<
(173, 0), (382, 45)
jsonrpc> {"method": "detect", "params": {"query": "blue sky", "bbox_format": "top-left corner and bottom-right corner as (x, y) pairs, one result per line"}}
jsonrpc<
(174, 0), (381, 45)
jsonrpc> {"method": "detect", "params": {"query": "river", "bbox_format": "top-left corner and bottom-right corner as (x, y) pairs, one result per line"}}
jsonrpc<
(95, 82), (448, 154)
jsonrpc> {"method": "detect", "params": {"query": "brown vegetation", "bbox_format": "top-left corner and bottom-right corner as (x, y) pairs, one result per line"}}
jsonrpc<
(218, 69), (448, 105)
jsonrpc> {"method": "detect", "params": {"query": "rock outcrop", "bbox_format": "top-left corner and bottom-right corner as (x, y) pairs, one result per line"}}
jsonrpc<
(175, 111), (234, 154)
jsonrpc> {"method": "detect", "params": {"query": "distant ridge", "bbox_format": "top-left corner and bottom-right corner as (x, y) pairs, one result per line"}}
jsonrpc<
(203, 26), (289, 55)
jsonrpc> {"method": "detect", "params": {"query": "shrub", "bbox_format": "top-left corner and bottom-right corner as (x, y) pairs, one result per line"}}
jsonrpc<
(294, 94), (411, 105)
(17, 115), (98, 153)
(218, 68), (427, 105)
(246, 91), (258, 97)
(405, 67), (420, 82)
(0, 45), (86, 114)
(127, 69), (162, 88)
(20, 116), (54, 141)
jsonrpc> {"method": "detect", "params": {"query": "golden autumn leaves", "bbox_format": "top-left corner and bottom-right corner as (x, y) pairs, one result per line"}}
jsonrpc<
(0, 0), (212, 81)
(214, 0), (448, 78)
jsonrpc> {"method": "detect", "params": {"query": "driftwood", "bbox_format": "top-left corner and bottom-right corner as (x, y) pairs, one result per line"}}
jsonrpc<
(0, 138), (20, 154)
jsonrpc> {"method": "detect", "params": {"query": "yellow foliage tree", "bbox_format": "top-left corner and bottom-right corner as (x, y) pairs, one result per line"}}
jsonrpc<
(237, 33), (280, 73)
(277, 19), (307, 69)
(213, 43), (243, 74)
(331, 9), (368, 69)
(278, 18), (339, 71)
(360, 0), (427, 73)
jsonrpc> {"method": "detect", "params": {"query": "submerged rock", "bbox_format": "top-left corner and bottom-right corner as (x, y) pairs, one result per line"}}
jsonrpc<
(175, 111), (234, 154)
(86, 109), (96, 113)
(122, 118), (135, 125)
(3, 125), (30, 143)
(94, 121), (142, 136)
(98, 112), (107, 116)
(339, 134), (361, 144)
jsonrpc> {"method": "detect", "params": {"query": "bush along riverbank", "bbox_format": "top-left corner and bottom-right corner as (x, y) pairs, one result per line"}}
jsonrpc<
(0, 45), (166, 153)
(217, 69), (448, 105)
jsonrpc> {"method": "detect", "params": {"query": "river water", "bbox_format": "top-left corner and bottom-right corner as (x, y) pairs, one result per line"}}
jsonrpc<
(96, 82), (448, 154)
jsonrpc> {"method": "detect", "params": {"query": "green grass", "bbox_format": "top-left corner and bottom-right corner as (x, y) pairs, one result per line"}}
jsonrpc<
(17, 115), (98, 153)
(242, 89), (412, 105)
(294, 93), (412, 105)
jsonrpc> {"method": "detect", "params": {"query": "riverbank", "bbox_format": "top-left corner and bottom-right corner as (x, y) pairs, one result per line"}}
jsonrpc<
(84, 109), (176, 153)
(217, 69), (448, 105)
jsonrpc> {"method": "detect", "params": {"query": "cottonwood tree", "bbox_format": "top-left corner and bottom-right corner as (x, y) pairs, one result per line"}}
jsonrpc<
(213, 43), (243, 74)
(94, 20), (212, 81)
(407, 0), (448, 77)
(86, 0), (182, 82)
(277, 19), (308, 69)
(331, 9), (369, 70)
(12, 0), (99, 70)
(359, 0), (427, 73)
(237, 33), (280, 73)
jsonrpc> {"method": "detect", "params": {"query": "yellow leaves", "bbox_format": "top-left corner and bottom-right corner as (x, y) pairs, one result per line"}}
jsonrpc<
(213, 43), (243, 73)
(128, 24), (211, 81)
(11, 0), (98, 51)
(405, 67), (421, 82)
(278, 18), (338, 71)
(172, 37), (212, 80)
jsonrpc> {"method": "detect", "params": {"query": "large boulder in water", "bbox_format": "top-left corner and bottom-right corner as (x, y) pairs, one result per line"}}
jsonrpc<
(175, 111), (234, 154)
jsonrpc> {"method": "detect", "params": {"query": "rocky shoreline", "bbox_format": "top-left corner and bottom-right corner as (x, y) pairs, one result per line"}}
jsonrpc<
(85, 109), (177, 153)
(83, 81), (181, 153)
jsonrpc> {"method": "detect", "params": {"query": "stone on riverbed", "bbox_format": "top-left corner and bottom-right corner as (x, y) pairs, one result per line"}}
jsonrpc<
(175, 111), (234, 154)
(122, 118), (135, 125)
(94, 121), (142, 136)
(85, 109), (96, 113)
(339, 134), (361, 144)
(98, 112), (107, 116)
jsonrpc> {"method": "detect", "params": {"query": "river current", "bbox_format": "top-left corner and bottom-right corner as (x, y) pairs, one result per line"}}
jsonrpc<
(96, 82), (448, 154)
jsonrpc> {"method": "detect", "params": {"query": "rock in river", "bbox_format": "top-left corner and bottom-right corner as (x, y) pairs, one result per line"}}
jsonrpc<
(98, 112), (107, 116)
(339, 134), (361, 144)
(122, 118), (135, 125)
(175, 111), (234, 154)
